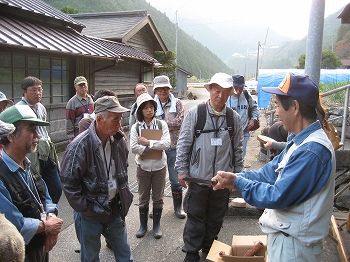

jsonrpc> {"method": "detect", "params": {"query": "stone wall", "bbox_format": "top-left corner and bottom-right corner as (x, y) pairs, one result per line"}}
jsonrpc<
(327, 107), (350, 139)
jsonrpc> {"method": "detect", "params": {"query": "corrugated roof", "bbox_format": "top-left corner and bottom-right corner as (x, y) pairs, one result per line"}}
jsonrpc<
(0, 0), (85, 31)
(0, 15), (157, 62)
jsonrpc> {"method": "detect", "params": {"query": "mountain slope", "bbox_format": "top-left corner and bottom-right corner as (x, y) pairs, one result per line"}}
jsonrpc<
(43, 0), (232, 79)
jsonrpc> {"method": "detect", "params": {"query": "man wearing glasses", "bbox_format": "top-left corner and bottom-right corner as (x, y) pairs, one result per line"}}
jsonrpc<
(16, 76), (62, 204)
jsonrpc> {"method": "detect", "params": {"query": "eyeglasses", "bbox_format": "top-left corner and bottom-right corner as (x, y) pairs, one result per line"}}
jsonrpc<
(27, 88), (43, 93)
(156, 87), (170, 92)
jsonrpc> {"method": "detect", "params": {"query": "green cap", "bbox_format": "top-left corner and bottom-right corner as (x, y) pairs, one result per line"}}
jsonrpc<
(0, 105), (50, 126)
(74, 76), (88, 85)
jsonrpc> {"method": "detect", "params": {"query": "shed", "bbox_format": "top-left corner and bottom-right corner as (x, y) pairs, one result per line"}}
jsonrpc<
(176, 67), (192, 98)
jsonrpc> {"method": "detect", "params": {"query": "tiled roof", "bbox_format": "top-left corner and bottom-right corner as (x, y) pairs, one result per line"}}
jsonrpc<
(0, 0), (85, 31)
(338, 3), (350, 24)
(0, 15), (157, 62)
(71, 11), (147, 40)
(71, 11), (167, 51)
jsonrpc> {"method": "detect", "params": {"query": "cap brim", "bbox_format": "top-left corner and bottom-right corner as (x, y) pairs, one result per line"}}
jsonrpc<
(0, 99), (13, 105)
(204, 82), (232, 90)
(107, 106), (130, 113)
(22, 118), (50, 126)
(153, 84), (172, 91)
(262, 86), (287, 96)
(75, 81), (87, 85)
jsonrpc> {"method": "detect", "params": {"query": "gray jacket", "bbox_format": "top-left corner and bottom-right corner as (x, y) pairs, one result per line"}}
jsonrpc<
(175, 101), (244, 180)
(60, 121), (133, 223)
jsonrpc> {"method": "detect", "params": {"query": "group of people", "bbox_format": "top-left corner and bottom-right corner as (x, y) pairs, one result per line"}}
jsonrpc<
(0, 71), (336, 262)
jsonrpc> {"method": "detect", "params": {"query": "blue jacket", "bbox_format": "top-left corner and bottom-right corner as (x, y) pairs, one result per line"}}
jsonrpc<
(234, 121), (335, 245)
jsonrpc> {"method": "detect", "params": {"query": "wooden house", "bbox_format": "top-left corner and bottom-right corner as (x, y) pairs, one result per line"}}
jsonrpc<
(0, 0), (167, 150)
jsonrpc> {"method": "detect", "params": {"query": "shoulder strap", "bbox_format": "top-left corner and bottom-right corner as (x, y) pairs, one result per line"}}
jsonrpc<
(243, 89), (249, 103)
(157, 119), (162, 130)
(194, 103), (207, 138)
(191, 104), (235, 165)
(135, 122), (140, 136)
(136, 120), (162, 136)
(243, 89), (252, 119)
(226, 107), (234, 140)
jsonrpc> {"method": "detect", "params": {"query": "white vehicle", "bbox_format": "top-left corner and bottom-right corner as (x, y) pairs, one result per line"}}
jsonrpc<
(245, 79), (258, 95)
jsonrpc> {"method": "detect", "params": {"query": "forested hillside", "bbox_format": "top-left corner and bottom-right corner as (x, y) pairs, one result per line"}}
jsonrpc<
(43, 0), (232, 79)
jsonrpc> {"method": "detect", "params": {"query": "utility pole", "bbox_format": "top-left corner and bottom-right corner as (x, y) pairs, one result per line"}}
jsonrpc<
(175, 10), (178, 65)
(255, 41), (260, 81)
(305, 0), (325, 84)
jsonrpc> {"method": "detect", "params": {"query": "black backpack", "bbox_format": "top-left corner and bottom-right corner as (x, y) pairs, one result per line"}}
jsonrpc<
(191, 103), (235, 165)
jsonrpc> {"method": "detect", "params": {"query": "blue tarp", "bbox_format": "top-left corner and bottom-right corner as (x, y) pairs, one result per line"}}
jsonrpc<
(257, 69), (350, 108)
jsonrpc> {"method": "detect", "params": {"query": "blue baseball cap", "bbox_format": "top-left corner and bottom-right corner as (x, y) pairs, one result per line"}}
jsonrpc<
(262, 73), (319, 108)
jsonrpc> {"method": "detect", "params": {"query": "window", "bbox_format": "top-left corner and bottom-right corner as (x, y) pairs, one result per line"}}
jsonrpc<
(0, 50), (71, 104)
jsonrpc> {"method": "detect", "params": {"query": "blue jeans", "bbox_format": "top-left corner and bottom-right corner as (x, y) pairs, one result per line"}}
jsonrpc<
(166, 149), (182, 191)
(40, 158), (62, 204)
(74, 211), (133, 262)
(242, 130), (250, 158)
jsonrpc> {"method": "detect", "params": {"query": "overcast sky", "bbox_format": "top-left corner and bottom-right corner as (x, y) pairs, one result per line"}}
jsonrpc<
(146, 0), (349, 39)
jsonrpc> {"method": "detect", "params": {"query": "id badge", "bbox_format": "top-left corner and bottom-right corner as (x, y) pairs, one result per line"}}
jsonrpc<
(211, 138), (222, 146)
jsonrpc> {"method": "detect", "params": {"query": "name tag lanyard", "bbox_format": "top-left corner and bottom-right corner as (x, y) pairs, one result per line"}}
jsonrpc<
(76, 96), (91, 114)
(207, 105), (224, 137)
(103, 137), (112, 179)
(18, 169), (46, 218)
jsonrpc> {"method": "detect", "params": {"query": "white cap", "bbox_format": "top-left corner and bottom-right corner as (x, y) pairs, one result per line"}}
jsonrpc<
(204, 73), (233, 90)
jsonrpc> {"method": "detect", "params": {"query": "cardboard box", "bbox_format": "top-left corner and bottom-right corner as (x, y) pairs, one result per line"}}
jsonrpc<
(207, 235), (267, 262)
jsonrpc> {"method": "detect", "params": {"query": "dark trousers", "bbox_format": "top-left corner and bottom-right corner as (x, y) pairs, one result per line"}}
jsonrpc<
(40, 158), (62, 204)
(182, 182), (230, 253)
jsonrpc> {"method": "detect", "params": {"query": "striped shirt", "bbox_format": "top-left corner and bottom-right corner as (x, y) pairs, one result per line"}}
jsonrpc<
(65, 94), (94, 138)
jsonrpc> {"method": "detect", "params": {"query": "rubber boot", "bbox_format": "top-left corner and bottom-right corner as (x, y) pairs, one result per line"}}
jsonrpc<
(136, 207), (148, 238)
(172, 190), (186, 219)
(153, 208), (163, 239)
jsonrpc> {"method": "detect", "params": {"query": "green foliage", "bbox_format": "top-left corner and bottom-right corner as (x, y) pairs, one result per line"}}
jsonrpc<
(337, 24), (350, 41)
(295, 50), (342, 69)
(60, 5), (79, 14)
(42, 0), (231, 79)
(321, 50), (342, 69)
(295, 54), (306, 69)
(154, 51), (177, 88)
(319, 81), (350, 104)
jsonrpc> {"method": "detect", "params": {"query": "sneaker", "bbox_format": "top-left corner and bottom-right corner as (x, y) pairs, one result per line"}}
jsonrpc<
(183, 252), (200, 262)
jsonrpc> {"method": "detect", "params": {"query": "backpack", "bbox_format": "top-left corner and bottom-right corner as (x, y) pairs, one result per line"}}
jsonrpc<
(191, 103), (235, 165)
(135, 119), (162, 136)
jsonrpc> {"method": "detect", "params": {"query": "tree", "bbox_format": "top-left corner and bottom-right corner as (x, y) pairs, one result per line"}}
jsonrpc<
(154, 51), (177, 88)
(321, 50), (342, 69)
(60, 5), (79, 14)
(295, 54), (306, 69)
(295, 50), (342, 69)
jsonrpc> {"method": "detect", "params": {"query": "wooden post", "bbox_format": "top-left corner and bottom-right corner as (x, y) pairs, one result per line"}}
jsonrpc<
(346, 211), (350, 233)
(330, 215), (349, 262)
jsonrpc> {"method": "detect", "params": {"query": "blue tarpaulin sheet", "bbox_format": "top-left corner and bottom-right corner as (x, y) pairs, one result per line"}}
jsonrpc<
(257, 69), (350, 108)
